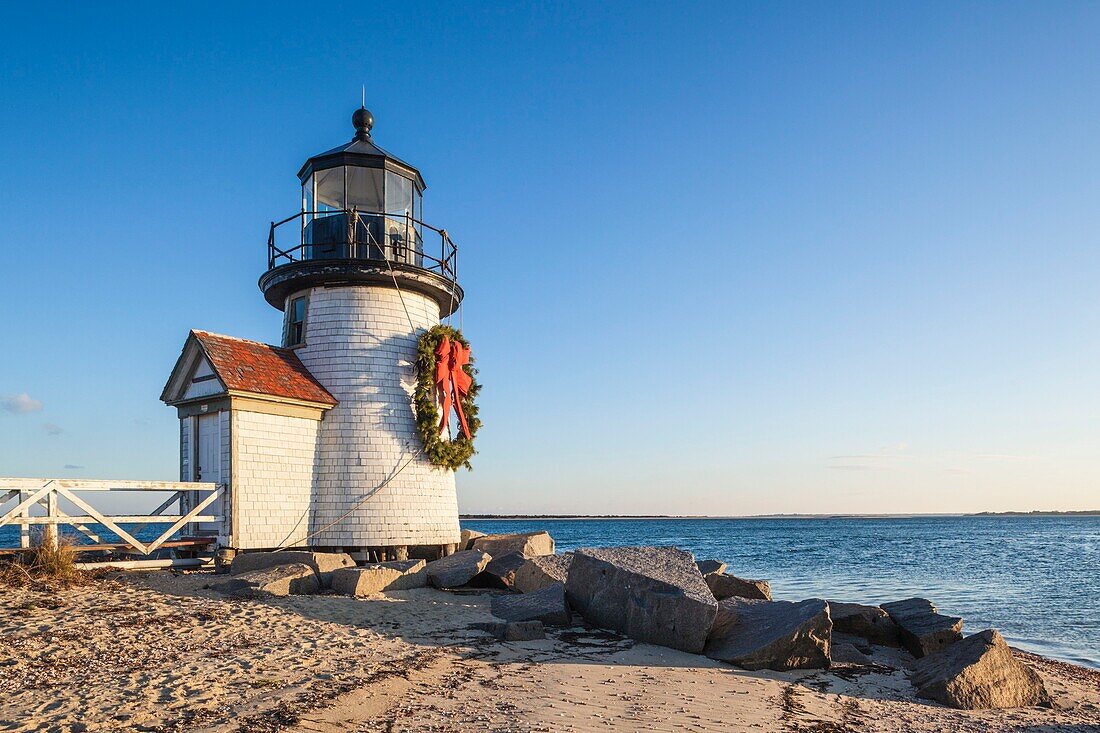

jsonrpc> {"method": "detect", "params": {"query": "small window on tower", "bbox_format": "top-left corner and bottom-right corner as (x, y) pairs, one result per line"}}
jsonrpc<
(287, 296), (307, 346)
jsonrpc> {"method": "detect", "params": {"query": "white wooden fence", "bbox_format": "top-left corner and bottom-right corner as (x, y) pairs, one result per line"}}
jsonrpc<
(0, 479), (223, 557)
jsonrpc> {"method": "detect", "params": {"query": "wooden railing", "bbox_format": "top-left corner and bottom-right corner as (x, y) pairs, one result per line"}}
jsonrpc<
(0, 479), (223, 556)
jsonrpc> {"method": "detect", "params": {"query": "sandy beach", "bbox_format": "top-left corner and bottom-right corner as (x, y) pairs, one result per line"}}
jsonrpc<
(0, 572), (1097, 733)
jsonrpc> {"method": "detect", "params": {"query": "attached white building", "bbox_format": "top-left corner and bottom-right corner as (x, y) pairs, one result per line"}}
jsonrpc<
(162, 107), (465, 557)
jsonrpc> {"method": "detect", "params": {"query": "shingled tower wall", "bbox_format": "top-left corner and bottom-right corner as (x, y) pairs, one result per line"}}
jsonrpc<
(292, 285), (460, 548)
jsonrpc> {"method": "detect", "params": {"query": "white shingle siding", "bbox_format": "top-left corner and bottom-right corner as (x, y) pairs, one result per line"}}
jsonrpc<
(231, 410), (318, 549)
(294, 285), (461, 547)
(180, 418), (192, 482)
(218, 409), (231, 543)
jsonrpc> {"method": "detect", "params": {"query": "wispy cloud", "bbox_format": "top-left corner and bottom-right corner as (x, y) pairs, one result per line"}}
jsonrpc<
(827, 442), (910, 471)
(827, 444), (1040, 475)
(1, 393), (43, 414)
(969, 453), (1038, 463)
(42, 423), (64, 437)
(63, 464), (84, 470)
(828, 442), (909, 461)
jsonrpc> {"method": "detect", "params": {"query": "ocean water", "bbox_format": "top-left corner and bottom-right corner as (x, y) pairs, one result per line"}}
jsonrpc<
(462, 516), (1100, 669)
(0, 523), (177, 551)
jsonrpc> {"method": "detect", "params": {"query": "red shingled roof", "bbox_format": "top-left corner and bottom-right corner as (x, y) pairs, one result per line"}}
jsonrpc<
(191, 330), (337, 406)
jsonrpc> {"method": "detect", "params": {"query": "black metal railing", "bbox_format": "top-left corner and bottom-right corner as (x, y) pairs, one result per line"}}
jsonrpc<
(267, 209), (458, 282)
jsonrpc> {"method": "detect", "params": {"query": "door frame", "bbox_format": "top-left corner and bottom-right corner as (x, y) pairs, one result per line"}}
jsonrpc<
(193, 411), (224, 538)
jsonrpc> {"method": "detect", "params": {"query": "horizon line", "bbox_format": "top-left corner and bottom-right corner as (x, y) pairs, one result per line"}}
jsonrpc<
(460, 510), (1100, 520)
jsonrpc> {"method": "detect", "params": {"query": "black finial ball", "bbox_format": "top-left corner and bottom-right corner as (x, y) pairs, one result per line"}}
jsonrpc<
(352, 107), (374, 139)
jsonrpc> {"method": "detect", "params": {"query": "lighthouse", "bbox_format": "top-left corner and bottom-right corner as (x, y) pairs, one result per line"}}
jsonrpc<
(162, 108), (467, 559)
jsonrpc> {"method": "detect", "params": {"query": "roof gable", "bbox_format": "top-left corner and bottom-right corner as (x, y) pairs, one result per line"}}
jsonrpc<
(180, 353), (226, 401)
(161, 331), (337, 407)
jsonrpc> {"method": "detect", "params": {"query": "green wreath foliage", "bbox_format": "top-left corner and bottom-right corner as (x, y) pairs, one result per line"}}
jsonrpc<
(414, 325), (481, 470)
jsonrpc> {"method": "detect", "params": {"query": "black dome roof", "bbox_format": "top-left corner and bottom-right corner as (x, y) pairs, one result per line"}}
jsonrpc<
(296, 108), (425, 191)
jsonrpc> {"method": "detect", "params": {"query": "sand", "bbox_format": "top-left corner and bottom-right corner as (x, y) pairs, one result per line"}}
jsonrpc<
(1, 572), (1098, 732)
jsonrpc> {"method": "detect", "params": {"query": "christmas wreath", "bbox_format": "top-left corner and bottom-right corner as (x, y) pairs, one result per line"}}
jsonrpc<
(414, 324), (481, 470)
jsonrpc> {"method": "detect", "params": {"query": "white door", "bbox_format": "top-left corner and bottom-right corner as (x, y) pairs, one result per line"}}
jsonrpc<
(195, 413), (224, 535)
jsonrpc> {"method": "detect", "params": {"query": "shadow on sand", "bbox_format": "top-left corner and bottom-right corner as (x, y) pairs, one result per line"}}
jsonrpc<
(134, 570), (1004, 719)
(128, 570), (1096, 733)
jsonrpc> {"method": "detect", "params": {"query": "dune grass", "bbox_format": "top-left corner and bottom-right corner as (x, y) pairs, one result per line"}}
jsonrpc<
(0, 533), (92, 589)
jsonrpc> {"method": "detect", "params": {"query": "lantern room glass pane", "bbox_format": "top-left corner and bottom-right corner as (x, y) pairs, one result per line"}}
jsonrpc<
(314, 167), (344, 211)
(302, 181), (315, 242)
(384, 172), (414, 264)
(347, 167), (384, 211)
(306, 168), (346, 259)
(302, 182), (314, 213)
(385, 172), (413, 216)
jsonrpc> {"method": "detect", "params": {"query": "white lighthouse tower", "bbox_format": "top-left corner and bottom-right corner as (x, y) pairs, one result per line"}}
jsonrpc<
(163, 108), (465, 558)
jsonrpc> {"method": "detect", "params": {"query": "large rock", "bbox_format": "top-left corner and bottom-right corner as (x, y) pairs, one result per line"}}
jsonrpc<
(565, 546), (717, 654)
(230, 551), (355, 588)
(491, 582), (571, 626)
(425, 550), (491, 588)
(459, 528), (486, 550)
(830, 601), (900, 646)
(705, 597), (831, 670)
(217, 563), (320, 598)
(705, 572), (772, 601)
(471, 531), (555, 557)
(881, 598), (963, 658)
(911, 630), (1050, 709)
(331, 560), (427, 596)
(696, 559), (727, 576)
(513, 553), (573, 594)
(472, 551), (528, 590)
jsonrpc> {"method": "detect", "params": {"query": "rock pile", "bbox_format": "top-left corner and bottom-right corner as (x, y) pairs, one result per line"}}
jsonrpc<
(211, 534), (1051, 711)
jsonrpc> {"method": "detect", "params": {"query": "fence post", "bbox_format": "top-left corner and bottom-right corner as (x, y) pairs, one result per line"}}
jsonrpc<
(19, 488), (29, 549)
(45, 489), (59, 550)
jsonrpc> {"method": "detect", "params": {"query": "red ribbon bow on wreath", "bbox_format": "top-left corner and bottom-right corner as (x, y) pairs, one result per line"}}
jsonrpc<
(435, 335), (473, 439)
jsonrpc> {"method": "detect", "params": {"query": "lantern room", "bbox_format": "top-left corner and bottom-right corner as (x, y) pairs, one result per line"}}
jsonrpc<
(261, 107), (461, 316)
(297, 107), (425, 264)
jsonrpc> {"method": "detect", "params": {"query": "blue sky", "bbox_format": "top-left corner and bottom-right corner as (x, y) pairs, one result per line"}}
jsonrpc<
(1, 2), (1098, 514)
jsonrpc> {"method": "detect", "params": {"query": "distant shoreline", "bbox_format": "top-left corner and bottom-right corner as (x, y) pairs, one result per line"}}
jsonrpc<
(460, 510), (1100, 520)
